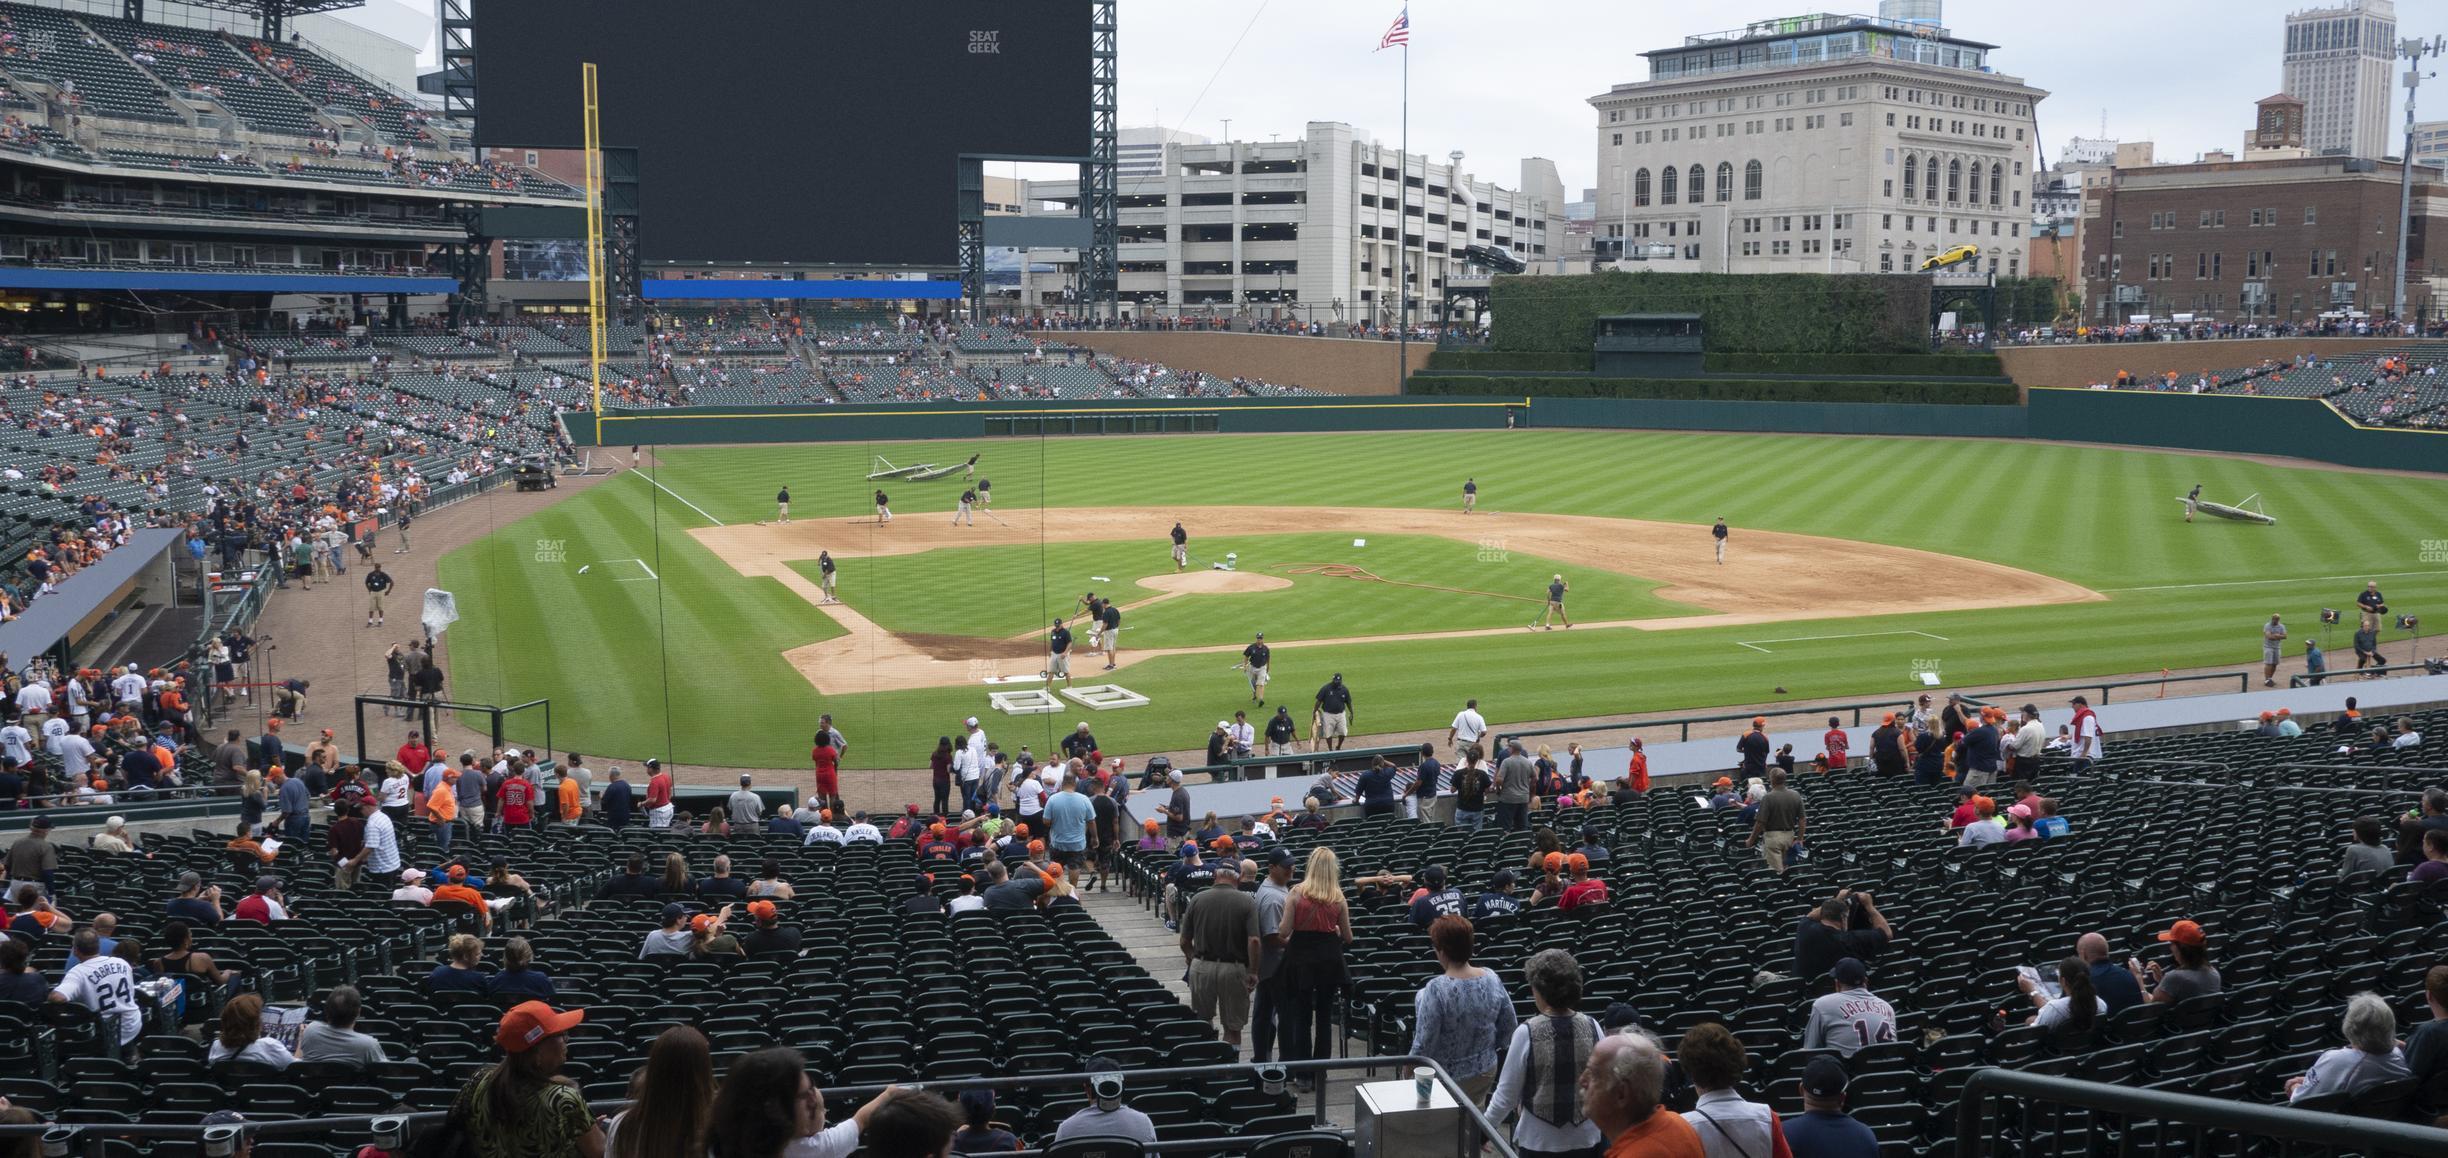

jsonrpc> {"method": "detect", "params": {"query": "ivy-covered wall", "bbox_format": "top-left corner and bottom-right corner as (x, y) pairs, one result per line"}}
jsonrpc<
(1490, 270), (1930, 354)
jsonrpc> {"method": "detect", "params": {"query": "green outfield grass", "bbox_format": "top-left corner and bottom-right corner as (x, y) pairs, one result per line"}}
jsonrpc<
(435, 430), (2448, 770)
(790, 533), (1695, 648)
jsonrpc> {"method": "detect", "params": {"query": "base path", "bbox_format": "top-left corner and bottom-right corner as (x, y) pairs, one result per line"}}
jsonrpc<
(690, 506), (2102, 695)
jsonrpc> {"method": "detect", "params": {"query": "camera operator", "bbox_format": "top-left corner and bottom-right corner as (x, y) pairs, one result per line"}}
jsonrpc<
(1792, 888), (1892, 979)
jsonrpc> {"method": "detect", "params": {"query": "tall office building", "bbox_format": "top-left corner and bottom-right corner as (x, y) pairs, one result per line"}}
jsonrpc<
(2282, 0), (2397, 159)
(1588, 4), (2046, 277)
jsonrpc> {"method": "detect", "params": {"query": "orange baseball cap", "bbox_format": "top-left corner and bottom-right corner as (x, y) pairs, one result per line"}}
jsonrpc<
(689, 914), (717, 935)
(1027, 839), (1045, 853)
(746, 900), (777, 922)
(818, 809), (832, 822)
(1713, 776), (1733, 789)
(1015, 823), (1031, 838)
(1141, 818), (1160, 833)
(930, 822), (947, 836)
(1565, 853), (1590, 873)
(1542, 852), (1564, 872)
(1214, 836), (1235, 851)
(2157, 919), (2206, 947)
(447, 865), (467, 882)
(1752, 716), (1767, 727)
(1045, 863), (1065, 881)
(496, 1001), (584, 1053)
(1270, 796), (1284, 806)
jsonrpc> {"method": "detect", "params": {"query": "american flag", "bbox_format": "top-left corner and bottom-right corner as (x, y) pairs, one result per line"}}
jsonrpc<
(1376, 7), (1409, 50)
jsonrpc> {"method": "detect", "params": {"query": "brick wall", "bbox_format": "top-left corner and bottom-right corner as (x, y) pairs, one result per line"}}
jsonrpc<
(1027, 331), (1435, 396)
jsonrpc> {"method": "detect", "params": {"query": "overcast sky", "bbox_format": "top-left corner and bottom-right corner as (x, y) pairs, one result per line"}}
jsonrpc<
(358, 0), (2442, 195)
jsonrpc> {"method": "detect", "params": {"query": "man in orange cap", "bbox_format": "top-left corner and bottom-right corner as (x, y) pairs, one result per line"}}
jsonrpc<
(2132, 919), (2220, 1004)
(1718, 726), (1765, 795)
(486, 1000), (596, 1149)
(1557, 853), (1609, 911)
(738, 899), (800, 955)
(431, 864), (490, 931)
(1706, 777), (1739, 810)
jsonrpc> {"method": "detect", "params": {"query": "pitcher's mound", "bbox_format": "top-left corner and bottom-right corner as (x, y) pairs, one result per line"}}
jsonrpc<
(1139, 571), (1293, 595)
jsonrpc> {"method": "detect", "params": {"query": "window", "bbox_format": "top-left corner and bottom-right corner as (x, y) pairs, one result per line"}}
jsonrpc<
(1840, 112), (1854, 126)
(2212, 253), (2221, 279)
(1880, 253), (1894, 272)
(1772, 240), (1792, 255)
(2305, 206), (2319, 225)
(1886, 112), (1895, 126)
(1742, 241), (1762, 256)
(1882, 179), (1892, 197)
(1612, 133), (1623, 146)
(1881, 214), (1892, 229)
(1688, 165), (1706, 204)
(1633, 168), (1651, 206)
(1803, 239), (1823, 255)
(1925, 156), (1939, 204)
(2199, 209), (2212, 227)
(2197, 253), (2207, 279)
(1744, 160), (1762, 200)
(1988, 163), (2002, 207)
(1660, 165), (1678, 205)
(1716, 162), (1733, 202)
(2249, 208), (2262, 227)
(1967, 164), (1981, 206)
(1947, 159), (1961, 203)
(1903, 155), (1917, 200)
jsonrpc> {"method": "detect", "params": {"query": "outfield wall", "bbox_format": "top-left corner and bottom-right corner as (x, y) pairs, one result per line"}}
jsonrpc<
(2025, 388), (2447, 472)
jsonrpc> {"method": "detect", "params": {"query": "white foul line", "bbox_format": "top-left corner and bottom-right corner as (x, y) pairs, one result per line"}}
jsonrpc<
(631, 468), (724, 526)
(2103, 568), (2448, 594)
(611, 556), (659, 582)
(1735, 629), (1951, 653)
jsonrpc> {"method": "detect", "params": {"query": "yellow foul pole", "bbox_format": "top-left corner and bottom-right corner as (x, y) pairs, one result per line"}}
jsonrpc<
(581, 62), (608, 446)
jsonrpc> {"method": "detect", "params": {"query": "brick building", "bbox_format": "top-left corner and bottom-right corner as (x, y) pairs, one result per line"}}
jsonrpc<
(2079, 153), (2444, 324)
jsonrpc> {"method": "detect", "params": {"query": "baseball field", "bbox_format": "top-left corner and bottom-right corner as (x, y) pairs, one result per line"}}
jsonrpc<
(434, 429), (2448, 771)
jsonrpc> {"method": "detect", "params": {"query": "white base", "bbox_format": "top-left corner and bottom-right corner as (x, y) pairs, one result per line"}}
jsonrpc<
(1061, 684), (1150, 711)
(989, 689), (1064, 715)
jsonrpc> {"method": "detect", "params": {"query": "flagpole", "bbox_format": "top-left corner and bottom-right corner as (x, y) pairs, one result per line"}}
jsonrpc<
(1397, 34), (1408, 390)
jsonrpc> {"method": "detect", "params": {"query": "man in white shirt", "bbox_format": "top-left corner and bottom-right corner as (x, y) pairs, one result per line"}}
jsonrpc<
(2067, 695), (2104, 773)
(802, 812), (846, 846)
(56, 730), (96, 783)
(51, 929), (143, 1048)
(1013, 775), (1045, 827)
(1448, 699), (1488, 751)
(0, 719), (30, 766)
(390, 868), (433, 904)
(111, 667), (145, 711)
(961, 717), (989, 808)
(2394, 718), (2425, 749)
(842, 811), (882, 843)
(1055, 1065), (1160, 1145)
(15, 679), (50, 723)
(358, 797), (401, 876)
(1227, 713), (1256, 757)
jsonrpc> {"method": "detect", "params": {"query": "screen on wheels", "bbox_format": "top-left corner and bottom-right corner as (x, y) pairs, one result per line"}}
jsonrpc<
(474, 0), (1093, 267)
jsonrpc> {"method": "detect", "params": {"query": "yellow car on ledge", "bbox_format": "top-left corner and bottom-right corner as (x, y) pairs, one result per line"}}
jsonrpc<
(1919, 244), (1979, 271)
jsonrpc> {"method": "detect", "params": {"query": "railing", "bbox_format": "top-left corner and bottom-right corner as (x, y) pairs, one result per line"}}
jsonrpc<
(0, 1057), (1519, 1158)
(1953, 1067), (2448, 1157)
(1492, 671), (2254, 754)
(2292, 661), (2448, 688)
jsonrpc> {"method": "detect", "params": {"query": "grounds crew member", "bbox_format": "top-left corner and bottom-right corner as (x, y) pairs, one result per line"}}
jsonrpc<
(1313, 674), (1353, 751)
(1047, 619), (1074, 684)
(1170, 522), (1189, 571)
(364, 563), (392, 628)
(1241, 633), (1271, 705)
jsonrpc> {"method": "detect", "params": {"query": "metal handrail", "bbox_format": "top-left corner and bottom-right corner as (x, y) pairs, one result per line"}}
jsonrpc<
(2292, 661), (2447, 687)
(1493, 671), (2255, 751)
(0, 1056), (1522, 1158)
(1953, 1067), (2448, 1156)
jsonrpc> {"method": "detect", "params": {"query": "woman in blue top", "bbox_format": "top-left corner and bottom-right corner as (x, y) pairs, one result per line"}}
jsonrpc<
(1410, 915), (1513, 1103)
(950, 1088), (1018, 1156)
(485, 937), (556, 1000)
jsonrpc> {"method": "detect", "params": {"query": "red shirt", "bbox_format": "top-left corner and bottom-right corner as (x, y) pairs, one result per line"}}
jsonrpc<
(232, 893), (283, 924)
(498, 777), (534, 825)
(1627, 751), (1650, 793)
(645, 772), (673, 807)
(1559, 878), (1611, 911)
(812, 745), (840, 777)
(1823, 729), (1850, 768)
(396, 743), (430, 772)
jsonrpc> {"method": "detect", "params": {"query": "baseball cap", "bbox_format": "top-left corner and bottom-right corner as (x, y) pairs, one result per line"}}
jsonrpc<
(1752, 716), (1766, 727)
(985, 804), (999, 815)
(689, 914), (717, 935)
(746, 900), (777, 922)
(1179, 843), (1200, 859)
(1027, 839), (1046, 853)
(1542, 852), (1564, 872)
(1265, 846), (1296, 868)
(739, 774), (753, 786)
(1565, 853), (1589, 873)
(2259, 710), (2276, 721)
(1216, 720), (1230, 730)
(1212, 836), (1234, 852)
(1829, 957), (1867, 987)
(644, 758), (660, 769)
(2157, 919), (2206, 947)
(913, 872), (935, 890)
(447, 865), (468, 882)
(496, 1001), (584, 1053)
(399, 868), (425, 884)
(964, 716), (979, 727)
(1599, 1001), (1642, 1032)
(2007, 803), (2034, 820)
(1420, 864), (1446, 887)
(1491, 868), (1517, 889)
(1712, 776), (1733, 789)
(28, 815), (49, 830)
(1269, 796), (1284, 807)
(1801, 1056), (1850, 1099)
(255, 875), (282, 892)
(905, 803), (920, 815)
(659, 902), (687, 923)
(1141, 818), (1160, 833)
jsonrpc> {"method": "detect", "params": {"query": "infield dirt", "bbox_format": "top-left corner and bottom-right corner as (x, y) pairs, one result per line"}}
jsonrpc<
(688, 506), (2102, 696)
